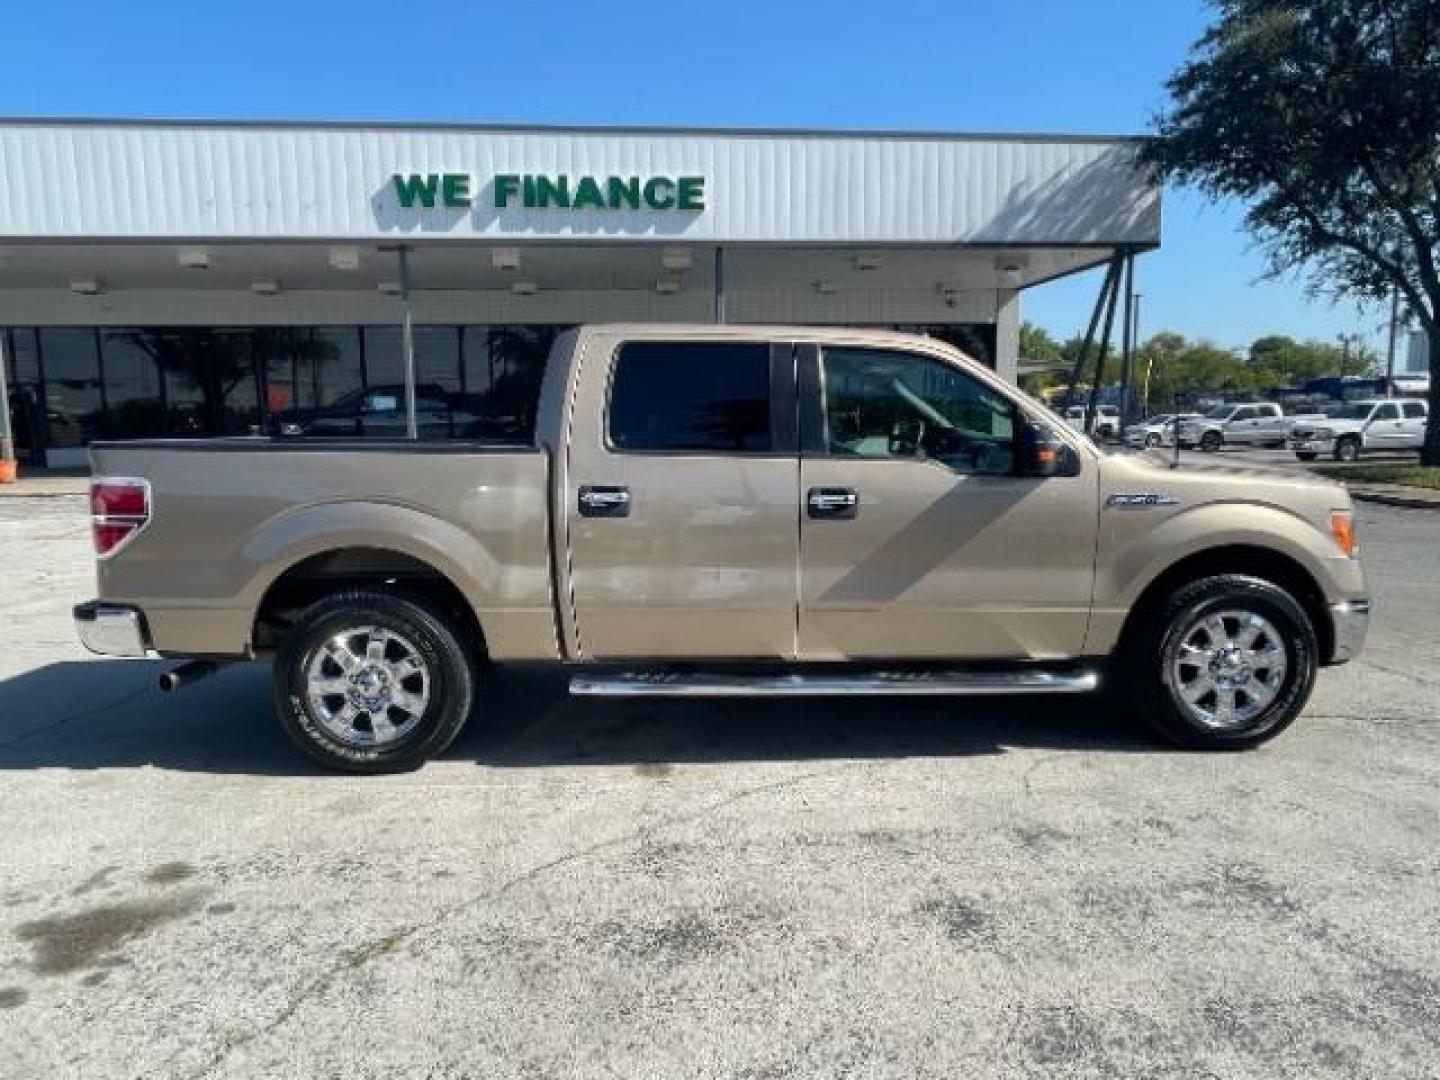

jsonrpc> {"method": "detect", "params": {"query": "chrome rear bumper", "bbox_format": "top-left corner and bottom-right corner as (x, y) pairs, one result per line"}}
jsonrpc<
(74, 601), (150, 658)
(1328, 600), (1371, 665)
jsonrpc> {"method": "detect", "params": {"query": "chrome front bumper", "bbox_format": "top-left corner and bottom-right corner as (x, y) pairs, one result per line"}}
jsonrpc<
(1328, 600), (1371, 665)
(74, 601), (150, 658)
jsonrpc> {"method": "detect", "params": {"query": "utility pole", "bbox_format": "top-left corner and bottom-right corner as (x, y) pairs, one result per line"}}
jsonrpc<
(1385, 288), (1401, 395)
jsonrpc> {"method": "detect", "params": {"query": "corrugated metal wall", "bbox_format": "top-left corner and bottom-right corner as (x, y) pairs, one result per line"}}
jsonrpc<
(0, 122), (1159, 245)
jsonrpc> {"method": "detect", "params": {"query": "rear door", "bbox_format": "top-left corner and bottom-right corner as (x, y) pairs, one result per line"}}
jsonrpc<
(1227, 406), (1258, 442)
(796, 343), (1099, 660)
(1255, 405), (1287, 442)
(565, 336), (800, 660)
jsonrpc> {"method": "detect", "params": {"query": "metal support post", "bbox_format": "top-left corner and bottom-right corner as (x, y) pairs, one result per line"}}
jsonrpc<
(1084, 262), (1124, 438)
(714, 246), (726, 324)
(1117, 252), (1136, 424)
(397, 247), (418, 440)
(0, 330), (13, 463)
(1063, 255), (1123, 414)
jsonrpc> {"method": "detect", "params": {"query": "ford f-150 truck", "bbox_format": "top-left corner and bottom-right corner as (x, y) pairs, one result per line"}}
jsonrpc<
(75, 325), (1370, 772)
(1288, 398), (1429, 462)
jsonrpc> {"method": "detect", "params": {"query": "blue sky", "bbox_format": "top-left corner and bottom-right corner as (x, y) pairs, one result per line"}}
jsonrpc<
(0, 0), (1389, 354)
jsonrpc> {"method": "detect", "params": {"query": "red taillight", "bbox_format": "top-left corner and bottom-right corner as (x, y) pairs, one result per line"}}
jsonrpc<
(90, 478), (151, 557)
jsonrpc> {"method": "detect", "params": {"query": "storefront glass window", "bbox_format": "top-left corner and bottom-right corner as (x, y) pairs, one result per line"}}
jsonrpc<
(99, 331), (165, 437)
(5, 329), (44, 462)
(39, 328), (104, 449)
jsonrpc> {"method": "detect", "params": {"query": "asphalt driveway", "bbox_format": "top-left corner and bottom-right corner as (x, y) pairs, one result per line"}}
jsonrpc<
(0, 492), (1437, 1079)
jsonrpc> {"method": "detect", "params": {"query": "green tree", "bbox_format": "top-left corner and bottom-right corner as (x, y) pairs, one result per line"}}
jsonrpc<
(1145, 0), (1440, 463)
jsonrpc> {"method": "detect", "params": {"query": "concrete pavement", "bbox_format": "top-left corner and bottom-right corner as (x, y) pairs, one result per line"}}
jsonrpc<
(0, 494), (1437, 1078)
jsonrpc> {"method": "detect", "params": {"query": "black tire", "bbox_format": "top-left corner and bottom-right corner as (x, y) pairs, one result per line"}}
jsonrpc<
(273, 590), (476, 773)
(1334, 436), (1361, 463)
(1200, 430), (1223, 452)
(1119, 574), (1318, 750)
(1295, 451), (1318, 461)
(1145, 433), (1162, 448)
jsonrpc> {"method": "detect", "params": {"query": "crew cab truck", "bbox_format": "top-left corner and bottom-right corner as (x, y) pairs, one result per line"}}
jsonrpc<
(76, 325), (1370, 772)
(1178, 402), (1290, 452)
(1288, 398), (1429, 462)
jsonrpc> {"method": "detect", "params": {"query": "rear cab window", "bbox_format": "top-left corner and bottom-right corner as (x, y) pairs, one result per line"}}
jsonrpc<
(607, 341), (783, 454)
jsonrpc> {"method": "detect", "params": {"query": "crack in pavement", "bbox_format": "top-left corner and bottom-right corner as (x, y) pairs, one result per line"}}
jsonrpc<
(0, 682), (156, 752)
(182, 759), (866, 1079)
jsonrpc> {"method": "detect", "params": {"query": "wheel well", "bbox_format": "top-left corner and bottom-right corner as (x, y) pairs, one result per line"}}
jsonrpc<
(1120, 545), (1332, 661)
(253, 547), (486, 657)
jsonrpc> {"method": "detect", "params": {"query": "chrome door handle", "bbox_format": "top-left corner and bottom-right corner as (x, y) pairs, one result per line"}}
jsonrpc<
(578, 485), (631, 518)
(807, 487), (858, 519)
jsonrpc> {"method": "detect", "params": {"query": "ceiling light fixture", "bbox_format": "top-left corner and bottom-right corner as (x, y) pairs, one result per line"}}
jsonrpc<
(69, 277), (103, 295)
(852, 254), (883, 271)
(492, 248), (522, 272)
(511, 280), (539, 296)
(251, 278), (280, 296)
(661, 247), (692, 272)
(376, 281), (402, 296)
(176, 245), (211, 270)
(328, 246), (361, 271)
(655, 278), (682, 295)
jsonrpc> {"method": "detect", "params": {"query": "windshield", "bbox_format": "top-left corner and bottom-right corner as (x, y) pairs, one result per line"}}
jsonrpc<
(1327, 403), (1373, 420)
(1203, 407), (1233, 420)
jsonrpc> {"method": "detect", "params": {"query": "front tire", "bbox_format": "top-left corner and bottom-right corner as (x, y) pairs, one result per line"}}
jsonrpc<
(1334, 436), (1361, 462)
(273, 590), (476, 773)
(1145, 433), (1162, 448)
(1295, 451), (1318, 461)
(1200, 430), (1223, 452)
(1121, 575), (1317, 749)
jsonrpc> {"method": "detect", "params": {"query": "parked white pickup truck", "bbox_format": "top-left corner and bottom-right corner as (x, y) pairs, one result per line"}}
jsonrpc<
(1178, 403), (1290, 452)
(1288, 399), (1430, 461)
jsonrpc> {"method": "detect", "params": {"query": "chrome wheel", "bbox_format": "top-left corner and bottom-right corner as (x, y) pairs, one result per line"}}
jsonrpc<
(305, 626), (430, 747)
(1168, 609), (1288, 731)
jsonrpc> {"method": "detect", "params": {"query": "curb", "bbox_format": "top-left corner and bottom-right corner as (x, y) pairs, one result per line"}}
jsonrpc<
(1345, 487), (1440, 510)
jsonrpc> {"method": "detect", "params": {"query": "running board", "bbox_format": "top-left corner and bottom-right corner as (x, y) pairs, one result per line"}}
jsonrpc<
(569, 668), (1100, 698)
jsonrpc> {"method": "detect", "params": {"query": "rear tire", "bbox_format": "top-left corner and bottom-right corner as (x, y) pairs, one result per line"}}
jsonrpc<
(273, 590), (476, 773)
(1295, 451), (1318, 461)
(1145, 433), (1162, 448)
(1200, 430), (1223, 452)
(1119, 574), (1317, 749)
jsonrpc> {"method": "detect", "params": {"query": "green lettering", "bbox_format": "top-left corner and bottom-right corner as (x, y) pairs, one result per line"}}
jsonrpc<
(535, 174), (570, 208)
(523, 175), (538, 208)
(607, 176), (641, 210)
(643, 176), (676, 209)
(441, 173), (472, 208)
(393, 173), (440, 209)
(572, 175), (605, 209)
(494, 174), (520, 208)
(676, 175), (705, 211)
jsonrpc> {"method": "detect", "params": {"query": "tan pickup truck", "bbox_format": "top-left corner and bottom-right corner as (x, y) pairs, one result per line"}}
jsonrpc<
(75, 324), (1370, 772)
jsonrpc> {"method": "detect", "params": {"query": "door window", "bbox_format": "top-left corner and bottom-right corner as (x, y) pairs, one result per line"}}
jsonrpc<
(1231, 407), (1256, 422)
(1372, 403), (1401, 421)
(1402, 401), (1427, 419)
(608, 342), (773, 454)
(820, 347), (1017, 475)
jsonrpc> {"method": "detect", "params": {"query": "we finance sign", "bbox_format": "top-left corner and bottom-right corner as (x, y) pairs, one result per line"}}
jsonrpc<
(391, 172), (707, 212)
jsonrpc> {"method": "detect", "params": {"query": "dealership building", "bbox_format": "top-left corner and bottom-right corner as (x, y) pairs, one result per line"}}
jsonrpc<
(0, 119), (1159, 466)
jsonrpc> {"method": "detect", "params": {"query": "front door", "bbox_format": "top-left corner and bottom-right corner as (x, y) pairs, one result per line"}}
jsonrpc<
(1399, 401), (1429, 448)
(798, 344), (1099, 661)
(565, 336), (800, 660)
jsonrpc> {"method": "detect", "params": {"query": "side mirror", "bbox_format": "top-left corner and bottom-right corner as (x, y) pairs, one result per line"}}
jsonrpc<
(1017, 419), (1080, 477)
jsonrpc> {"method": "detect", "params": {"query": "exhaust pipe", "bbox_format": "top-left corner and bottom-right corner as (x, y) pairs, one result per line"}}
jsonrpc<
(159, 660), (224, 694)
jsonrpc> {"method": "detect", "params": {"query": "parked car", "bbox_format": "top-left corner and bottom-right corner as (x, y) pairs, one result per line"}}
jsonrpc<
(270, 383), (478, 439)
(1288, 398), (1430, 462)
(76, 324), (1369, 772)
(1178, 402), (1290, 451)
(1063, 404), (1121, 440)
(1124, 413), (1202, 449)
